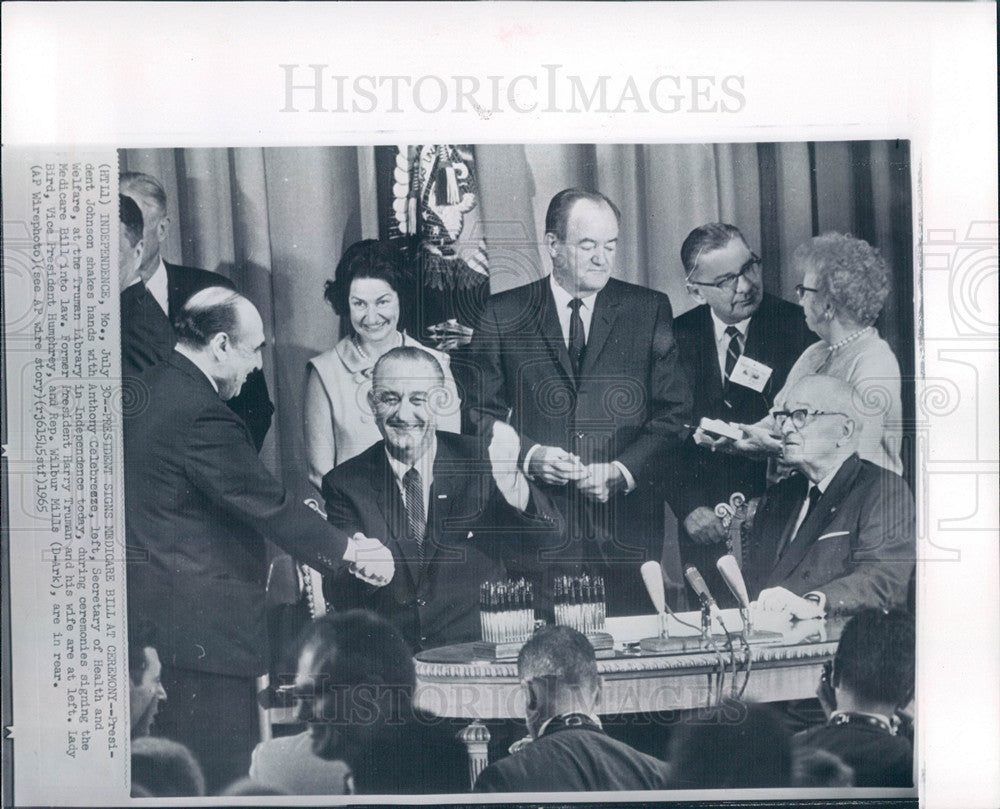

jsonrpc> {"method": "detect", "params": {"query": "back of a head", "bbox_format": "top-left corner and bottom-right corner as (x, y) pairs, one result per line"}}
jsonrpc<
(518, 625), (599, 693)
(120, 171), (168, 215)
(302, 609), (416, 692)
(835, 608), (915, 708)
(130, 736), (206, 797)
(173, 286), (246, 349)
(665, 700), (792, 789)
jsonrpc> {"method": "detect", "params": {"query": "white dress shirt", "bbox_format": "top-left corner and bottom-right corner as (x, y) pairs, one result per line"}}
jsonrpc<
(549, 274), (596, 346)
(145, 258), (170, 316)
(710, 311), (751, 383)
(385, 437), (436, 518)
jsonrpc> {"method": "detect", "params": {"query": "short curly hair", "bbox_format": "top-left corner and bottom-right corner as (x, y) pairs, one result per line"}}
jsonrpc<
(323, 239), (404, 323)
(792, 232), (889, 327)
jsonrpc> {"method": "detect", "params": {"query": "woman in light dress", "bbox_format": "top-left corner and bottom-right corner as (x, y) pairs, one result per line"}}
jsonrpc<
(303, 240), (460, 489)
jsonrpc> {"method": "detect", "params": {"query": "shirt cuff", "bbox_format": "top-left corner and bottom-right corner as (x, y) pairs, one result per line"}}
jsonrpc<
(522, 444), (542, 478)
(803, 591), (827, 613)
(612, 461), (636, 493)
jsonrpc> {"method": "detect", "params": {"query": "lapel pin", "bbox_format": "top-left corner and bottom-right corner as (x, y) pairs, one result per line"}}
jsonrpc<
(437, 494), (448, 499)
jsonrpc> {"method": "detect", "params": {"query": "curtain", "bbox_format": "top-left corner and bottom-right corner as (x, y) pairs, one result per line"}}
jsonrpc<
(121, 141), (915, 504)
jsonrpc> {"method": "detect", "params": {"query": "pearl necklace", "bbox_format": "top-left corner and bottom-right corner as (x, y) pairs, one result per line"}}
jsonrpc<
(352, 331), (403, 362)
(826, 326), (873, 352)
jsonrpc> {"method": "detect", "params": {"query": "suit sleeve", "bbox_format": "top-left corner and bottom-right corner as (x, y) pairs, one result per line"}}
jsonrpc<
(182, 407), (350, 575)
(473, 763), (506, 793)
(817, 474), (915, 612)
(615, 294), (693, 484)
(320, 471), (375, 611)
(227, 369), (275, 452)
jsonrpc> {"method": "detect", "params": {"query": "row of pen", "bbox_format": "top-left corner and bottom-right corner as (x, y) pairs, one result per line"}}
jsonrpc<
(479, 579), (535, 644)
(553, 574), (607, 635)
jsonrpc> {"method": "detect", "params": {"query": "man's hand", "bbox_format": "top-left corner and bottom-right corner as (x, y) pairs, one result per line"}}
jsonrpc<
(343, 532), (394, 587)
(488, 421), (529, 511)
(692, 427), (736, 453)
(683, 506), (729, 545)
(754, 586), (824, 620)
(426, 319), (474, 351)
(576, 462), (625, 503)
(528, 446), (588, 487)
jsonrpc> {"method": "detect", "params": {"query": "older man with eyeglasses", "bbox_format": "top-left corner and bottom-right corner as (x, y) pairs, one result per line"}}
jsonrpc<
(737, 374), (914, 619)
(669, 223), (814, 606)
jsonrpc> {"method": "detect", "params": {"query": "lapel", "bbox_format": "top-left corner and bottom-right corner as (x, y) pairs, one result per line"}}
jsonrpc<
(368, 448), (420, 590)
(535, 280), (575, 385)
(770, 455), (862, 581)
(579, 280), (621, 378)
(424, 441), (460, 567)
(696, 305), (726, 407)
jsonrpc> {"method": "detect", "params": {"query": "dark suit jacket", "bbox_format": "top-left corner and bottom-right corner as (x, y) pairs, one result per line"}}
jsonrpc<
(321, 432), (561, 651)
(671, 294), (813, 520)
(742, 454), (914, 612)
(795, 719), (913, 787)
(125, 352), (352, 676)
(459, 276), (692, 612)
(120, 261), (274, 450)
(474, 716), (666, 793)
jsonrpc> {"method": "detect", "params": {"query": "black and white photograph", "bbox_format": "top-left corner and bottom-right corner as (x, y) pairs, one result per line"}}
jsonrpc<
(1, 3), (997, 809)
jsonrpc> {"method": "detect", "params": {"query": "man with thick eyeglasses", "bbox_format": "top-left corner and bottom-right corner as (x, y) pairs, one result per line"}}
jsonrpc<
(670, 223), (814, 606)
(738, 374), (914, 618)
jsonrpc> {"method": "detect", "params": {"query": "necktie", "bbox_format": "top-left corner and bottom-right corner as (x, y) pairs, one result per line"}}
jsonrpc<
(778, 485), (823, 560)
(403, 467), (426, 565)
(568, 298), (586, 377)
(724, 325), (743, 381)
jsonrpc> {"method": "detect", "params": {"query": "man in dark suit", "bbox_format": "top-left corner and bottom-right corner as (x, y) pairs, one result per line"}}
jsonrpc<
(671, 223), (814, 603)
(119, 171), (273, 450)
(125, 287), (394, 792)
(322, 346), (561, 651)
(796, 608), (914, 787)
(474, 625), (665, 792)
(461, 189), (692, 615)
(739, 374), (914, 618)
(293, 610), (469, 794)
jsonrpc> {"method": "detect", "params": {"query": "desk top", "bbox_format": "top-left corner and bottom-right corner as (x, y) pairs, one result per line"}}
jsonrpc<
(414, 611), (846, 717)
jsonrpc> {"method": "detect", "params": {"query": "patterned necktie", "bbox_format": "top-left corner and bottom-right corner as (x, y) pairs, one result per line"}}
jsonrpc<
(568, 298), (586, 377)
(724, 325), (743, 381)
(403, 467), (426, 565)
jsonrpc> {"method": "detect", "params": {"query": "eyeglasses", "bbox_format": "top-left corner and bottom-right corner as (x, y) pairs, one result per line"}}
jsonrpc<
(687, 254), (762, 292)
(794, 284), (819, 299)
(773, 409), (848, 429)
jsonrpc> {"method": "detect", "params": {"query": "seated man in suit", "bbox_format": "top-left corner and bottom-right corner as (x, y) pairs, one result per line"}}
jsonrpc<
(671, 223), (813, 604)
(795, 608), (915, 787)
(474, 625), (665, 792)
(119, 171), (273, 449)
(322, 346), (561, 651)
(461, 188), (692, 615)
(292, 609), (469, 794)
(740, 374), (914, 618)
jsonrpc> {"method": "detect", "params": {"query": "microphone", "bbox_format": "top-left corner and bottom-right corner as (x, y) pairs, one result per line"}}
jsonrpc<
(716, 555), (750, 609)
(640, 561), (666, 614)
(684, 565), (718, 611)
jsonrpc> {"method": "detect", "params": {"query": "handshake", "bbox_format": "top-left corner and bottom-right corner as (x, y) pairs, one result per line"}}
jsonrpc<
(342, 533), (395, 587)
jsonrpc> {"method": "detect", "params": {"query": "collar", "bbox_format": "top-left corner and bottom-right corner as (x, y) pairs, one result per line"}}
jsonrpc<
(145, 258), (169, 312)
(384, 435), (437, 483)
(806, 452), (852, 490)
(536, 712), (603, 738)
(710, 310), (752, 343)
(173, 345), (220, 393)
(336, 330), (408, 376)
(549, 274), (597, 312)
(829, 710), (897, 735)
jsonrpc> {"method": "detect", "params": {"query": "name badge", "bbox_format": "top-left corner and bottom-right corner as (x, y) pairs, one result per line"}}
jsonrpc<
(729, 355), (773, 392)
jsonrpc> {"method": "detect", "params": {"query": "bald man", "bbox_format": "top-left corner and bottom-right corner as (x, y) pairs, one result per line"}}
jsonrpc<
(125, 287), (393, 791)
(738, 375), (914, 619)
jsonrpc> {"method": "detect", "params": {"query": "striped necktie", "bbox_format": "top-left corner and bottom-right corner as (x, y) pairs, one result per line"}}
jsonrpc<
(403, 467), (425, 565)
(724, 325), (743, 381)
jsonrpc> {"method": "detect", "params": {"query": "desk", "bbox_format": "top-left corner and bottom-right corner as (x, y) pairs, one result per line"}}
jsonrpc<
(414, 610), (847, 784)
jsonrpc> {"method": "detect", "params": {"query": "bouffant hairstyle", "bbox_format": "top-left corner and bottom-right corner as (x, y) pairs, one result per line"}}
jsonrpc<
(793, 232), (890, 327)
(323, 240), (404, 322)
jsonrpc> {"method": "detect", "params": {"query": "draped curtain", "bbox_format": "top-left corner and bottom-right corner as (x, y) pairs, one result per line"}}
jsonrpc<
(121, 142), (914, 503)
